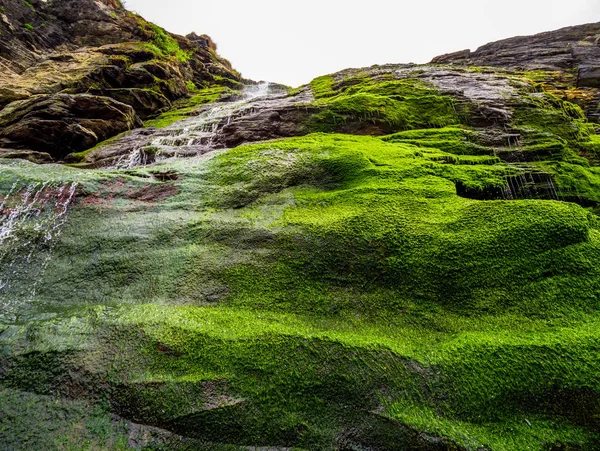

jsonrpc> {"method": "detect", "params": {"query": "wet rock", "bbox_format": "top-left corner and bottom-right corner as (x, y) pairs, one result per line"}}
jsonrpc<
(74, 84), (317, 167)
(0, 0), (244, 159)
(88, 88), (172, 118)
(431, 22), (600, 123)
(0, 87), (30, 108)
(0, 149), (53, 164)
(578, 66), (600, 88)
(48, 0), (142, 48)
(186, 32), (218, 52)
(216, 105), (322, 148)
(431, 23), (600, 71)
(0, 94), (138, 159)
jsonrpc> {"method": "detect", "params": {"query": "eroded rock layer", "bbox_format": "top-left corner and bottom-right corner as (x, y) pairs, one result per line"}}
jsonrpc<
(0, 0), (241, 161)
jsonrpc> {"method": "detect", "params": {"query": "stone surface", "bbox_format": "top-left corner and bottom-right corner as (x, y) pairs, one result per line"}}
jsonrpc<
(0, 148), (53, 163)
(431, 22), (600, 71)
(0, 93), (138, 158)
(76, 85), (318, 167)
(578, 65), (600, 88)
(0, 0), (243, 161)
(431, 22), (600, 123)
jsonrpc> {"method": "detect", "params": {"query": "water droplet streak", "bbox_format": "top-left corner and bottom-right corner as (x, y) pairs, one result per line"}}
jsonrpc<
(0, 182), (78, 321)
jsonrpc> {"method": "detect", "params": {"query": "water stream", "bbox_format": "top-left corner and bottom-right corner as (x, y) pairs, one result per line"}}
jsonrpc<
(117, 82), (277, 168)
(0, 181), (77, 321)
(501, 165), (561, 201)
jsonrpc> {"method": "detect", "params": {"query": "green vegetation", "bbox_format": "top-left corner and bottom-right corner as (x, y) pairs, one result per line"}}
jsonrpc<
(2, 63), (600, 449)
(23, 23), (34, 31)
(137, 20), (191, 62)
(308, 74), (461, 134)
(186, 80), (197, 92)
(310, 75), (336, 98)
(383, 126), (494, 156)
(3, 122), (600, 448)
(23, 0), (34, 9)
(144, 85), (234, 128)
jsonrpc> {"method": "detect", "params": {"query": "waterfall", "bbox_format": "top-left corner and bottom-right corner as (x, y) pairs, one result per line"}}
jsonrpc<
(501, 166), (560, 201)
(0, 182), (77, 320)
(116, 83), (273, 169)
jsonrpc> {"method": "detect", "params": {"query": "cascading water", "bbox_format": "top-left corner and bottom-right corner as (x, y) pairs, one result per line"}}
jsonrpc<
(0, 181), (77, 321)
(501, 165), (561, 201)
(116, 83), (274, 169)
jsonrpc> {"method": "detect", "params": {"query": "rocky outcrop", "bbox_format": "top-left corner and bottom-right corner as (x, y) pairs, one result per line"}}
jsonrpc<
(74, 85), (319, 167)
(0, 93), (139, 158)
(431, 22), (600, 123)
(0, 0), (243, 162)
(431, 22), (600, 72)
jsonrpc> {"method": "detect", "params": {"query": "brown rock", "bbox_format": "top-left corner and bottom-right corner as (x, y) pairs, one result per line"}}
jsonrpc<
(0, 94), (138, 159)
(0, 149), (53, 164)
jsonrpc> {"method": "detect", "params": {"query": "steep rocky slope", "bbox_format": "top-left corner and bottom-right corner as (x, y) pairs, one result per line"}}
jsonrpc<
(0, 0), (241, 162)
(2, 6), (600, 451)
(432, 22), (600, 123)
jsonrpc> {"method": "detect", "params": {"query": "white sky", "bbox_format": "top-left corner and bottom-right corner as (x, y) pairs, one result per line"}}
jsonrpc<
(123, 0), (600, 87)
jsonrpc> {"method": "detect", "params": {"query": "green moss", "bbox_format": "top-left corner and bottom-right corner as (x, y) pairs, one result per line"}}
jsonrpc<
(138, 20), (192, 62)
(23, 23), (33, 31)
(310, 75), (336, 98)
(384, 126), (494, 155)
(286, 85), (304, 96)
(3, 65), (600, 450)
(144, 85), (233, 128)
(513, 92), (593, 147)
(66, 130), (130, 163)
(186, 80), (197, 92)
(581, 134), (600, 157)
(308, 76), (460, 134)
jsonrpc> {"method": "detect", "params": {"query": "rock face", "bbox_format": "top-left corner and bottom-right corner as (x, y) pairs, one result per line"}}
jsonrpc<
(76, 84), (321, 167)
(431, 22), (600, 72)
(3, 14), (600, 451)
(0, 0), (242, 161)
(0, 93), (139, 158)
(432, 22), (600, 122)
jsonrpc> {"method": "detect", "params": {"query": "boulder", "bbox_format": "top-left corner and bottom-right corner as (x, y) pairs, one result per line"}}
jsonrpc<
(0, 94), (138, 159)
(0, 149), (53, 164)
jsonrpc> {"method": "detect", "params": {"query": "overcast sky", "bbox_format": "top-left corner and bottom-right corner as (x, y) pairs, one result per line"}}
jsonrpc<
(123, 0), (599, 87)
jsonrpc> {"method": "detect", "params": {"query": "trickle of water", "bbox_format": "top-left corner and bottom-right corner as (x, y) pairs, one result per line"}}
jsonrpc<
(115, 83), (274, 169)
(502, 166), (560, 201)
(0, 181), (78, 321)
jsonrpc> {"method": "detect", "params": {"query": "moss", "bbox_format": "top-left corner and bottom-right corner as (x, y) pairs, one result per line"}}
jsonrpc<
(513, 92), (593, 146)
(384, 127), (494, 155)
(310, 75), (336, 99)
(137, 20), (192, 62)
(186, 80), (197, 92)
(286, 85), (304, 96)
(144, 85), (233, 128)
(308, 77), (460, 134)
(2, 127), (600, 448)
(66, 131), (131, 163)
(23, 23), (34, 31)
(3, 63), (600, 450)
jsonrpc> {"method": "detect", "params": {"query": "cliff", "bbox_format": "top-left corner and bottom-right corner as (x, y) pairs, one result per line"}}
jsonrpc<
(0, 0), (241, 161)
(1, 6), (600, 451)
(432, 22), (600, 122)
